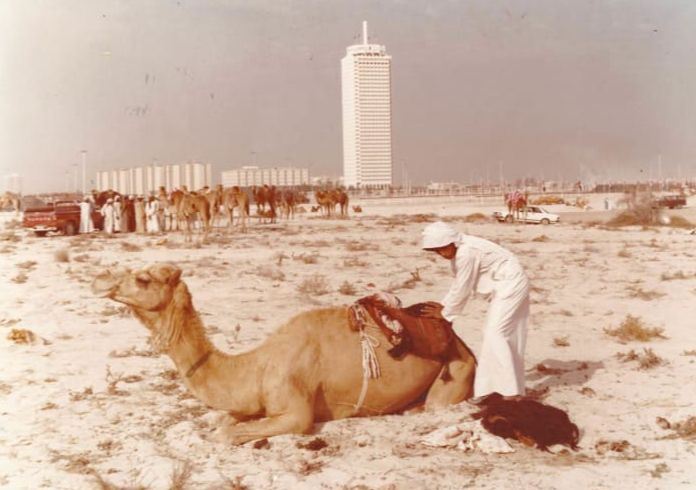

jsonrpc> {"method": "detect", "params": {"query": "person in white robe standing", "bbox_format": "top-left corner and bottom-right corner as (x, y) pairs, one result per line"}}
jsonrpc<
(79, 197), (94, 234)
(113, 196), (122, 233)
(145, 196), (160, 234)
(100, 198), (115, 234)
(420, 221), (530, 402)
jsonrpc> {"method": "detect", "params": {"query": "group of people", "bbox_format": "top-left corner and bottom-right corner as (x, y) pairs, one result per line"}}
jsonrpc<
(79, 195), (164, 235)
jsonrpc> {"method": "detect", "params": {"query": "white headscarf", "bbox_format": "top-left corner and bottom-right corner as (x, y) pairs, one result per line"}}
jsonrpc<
(421, 221), (461, 249)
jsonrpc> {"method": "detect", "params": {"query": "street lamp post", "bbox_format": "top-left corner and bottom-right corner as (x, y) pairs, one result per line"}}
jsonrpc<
(81, 150), (87, 196)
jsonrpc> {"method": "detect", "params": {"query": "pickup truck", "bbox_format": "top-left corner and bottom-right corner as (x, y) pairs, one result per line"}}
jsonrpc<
(23, 201), (103, 237)
(654, 195), (687, 209)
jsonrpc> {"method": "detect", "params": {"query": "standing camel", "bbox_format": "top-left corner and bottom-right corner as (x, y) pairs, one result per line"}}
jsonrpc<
(222, 186), (250, 232)
(252, 185), (277, 223)
(505, 190), (527, 222)
(92, 263), (476, 445)
(199, 185), (224, 230)
(314, 190), (336, 218)
(180, 192), (212, 241)
(331, 188), (350, 218)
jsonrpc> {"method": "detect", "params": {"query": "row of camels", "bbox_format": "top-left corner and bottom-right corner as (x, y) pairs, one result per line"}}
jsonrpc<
(92, 263), (475, 444)
(92, 185), (313, 239)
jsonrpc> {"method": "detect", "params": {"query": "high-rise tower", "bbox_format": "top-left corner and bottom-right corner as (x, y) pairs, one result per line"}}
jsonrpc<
(341, 21), (393, 188)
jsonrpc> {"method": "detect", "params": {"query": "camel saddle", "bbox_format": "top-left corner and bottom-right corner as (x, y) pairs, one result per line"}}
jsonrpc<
(349, 294), (456, 361)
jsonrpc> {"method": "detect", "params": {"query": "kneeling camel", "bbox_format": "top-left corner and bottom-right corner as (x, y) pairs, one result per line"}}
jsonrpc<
(92, 263), (475, 445)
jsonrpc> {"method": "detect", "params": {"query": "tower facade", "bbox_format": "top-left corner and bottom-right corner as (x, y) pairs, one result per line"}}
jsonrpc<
(341, 21), (393, 188)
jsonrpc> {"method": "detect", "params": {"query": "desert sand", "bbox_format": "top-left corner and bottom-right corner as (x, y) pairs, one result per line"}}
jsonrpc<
(1, 194), (695, 490)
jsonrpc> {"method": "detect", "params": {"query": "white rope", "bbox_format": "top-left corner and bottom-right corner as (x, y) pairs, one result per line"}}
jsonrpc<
(354, 329), (380, 414)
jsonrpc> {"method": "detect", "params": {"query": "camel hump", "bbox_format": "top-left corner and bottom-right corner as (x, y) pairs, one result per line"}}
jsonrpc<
(350, 295), (456, 361)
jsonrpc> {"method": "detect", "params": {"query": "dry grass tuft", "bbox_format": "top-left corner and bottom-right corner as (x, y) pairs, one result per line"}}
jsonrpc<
(17, 260), (37, 270)
(253, 265), (285, 281)
(626, 285), (665, 301)
(346, 240), (379, 252)
(553, 336), (570, 347)
(54, 248), (70, 262)
(681, 350), (696, 356)
(297, 274), (330, 295)
(617, 248), (632, 258)
(463, 212), (492, 223)
(120, 241), (143, 252)
(169, 461), (193, 490)
(11, 273), (28, 284)
(6, 328), (37, 344)
(91, 471), (147, 490)
(532, 235), (550, 242)
(616, 348), (666, 370)
(343, 256), (369, 268)
(604, 315), (666, 342)
(338, 280), (358, 295)
(660, 270), (692, 281)
(386, 269), (421, 292)
(293, 252), (320, 264)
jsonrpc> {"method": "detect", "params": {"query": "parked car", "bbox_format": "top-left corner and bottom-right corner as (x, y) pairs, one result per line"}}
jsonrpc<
(23, 200), (103, 236)
(492, 205), (560, 225)
(654, 195), (686, 209)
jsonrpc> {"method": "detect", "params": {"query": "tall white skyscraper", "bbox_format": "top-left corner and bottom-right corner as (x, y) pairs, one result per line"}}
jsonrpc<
(341, 21), (393, 188)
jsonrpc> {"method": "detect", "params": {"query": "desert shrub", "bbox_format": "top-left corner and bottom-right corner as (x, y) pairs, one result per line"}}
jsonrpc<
(297, 274), (330, 295)
(626, 285), (665, 301)
(343, 256), (369, 268)
(17, 260), (37, 270)
(120, 241), (142, 252)
(660, 270), (691, 281)
(253, 265), (285, 281)
(293, 252), (320, 264)
(11, 273), (28, 284)
(463, 212), (492, 223)
(681, 350), (696, 356)
(553, 336), (570, 347)
(532, 235), (549, 243)
(617, 249), (632, 258)
(605, 315), (666, 342)
(345, 240), (379, 252)
(54, 248), (70, 263)
(616, 348), (666, 370)
(338, 280), (358, 295)
(385, 269), (421, 292)
(273, 252), (289, 265)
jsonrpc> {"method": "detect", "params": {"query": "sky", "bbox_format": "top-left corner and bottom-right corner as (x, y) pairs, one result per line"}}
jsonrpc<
(1, 0), (695, 193)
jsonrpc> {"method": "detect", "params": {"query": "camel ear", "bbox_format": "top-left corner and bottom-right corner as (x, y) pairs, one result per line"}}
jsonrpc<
(150, 264), (182, 286)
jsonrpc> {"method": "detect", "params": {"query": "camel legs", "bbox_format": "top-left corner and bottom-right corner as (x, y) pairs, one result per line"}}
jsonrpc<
(215, 396), (314, 445)
(423, 338), (476, 411)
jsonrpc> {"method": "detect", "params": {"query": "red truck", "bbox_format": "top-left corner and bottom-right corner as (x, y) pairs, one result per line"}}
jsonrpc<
(23, 201), (103, 237)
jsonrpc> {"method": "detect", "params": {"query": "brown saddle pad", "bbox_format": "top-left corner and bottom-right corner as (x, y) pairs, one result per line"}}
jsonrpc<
(350, 295), (456, 361)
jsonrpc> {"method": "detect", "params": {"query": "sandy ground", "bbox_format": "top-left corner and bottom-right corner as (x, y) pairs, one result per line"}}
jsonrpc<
(1, 195), (695, 490)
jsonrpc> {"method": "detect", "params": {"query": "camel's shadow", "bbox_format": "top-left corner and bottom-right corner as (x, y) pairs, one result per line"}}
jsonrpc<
(526, 359), (604, 395)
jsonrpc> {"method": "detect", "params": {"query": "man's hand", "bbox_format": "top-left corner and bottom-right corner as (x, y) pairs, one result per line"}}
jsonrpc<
(417, 302), (445, 320)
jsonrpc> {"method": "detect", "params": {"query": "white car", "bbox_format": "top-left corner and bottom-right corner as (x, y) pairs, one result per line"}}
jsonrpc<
(492, 205), (560, 225)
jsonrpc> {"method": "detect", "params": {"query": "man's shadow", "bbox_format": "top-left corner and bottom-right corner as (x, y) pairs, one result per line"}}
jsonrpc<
(525, 359), (604, 399)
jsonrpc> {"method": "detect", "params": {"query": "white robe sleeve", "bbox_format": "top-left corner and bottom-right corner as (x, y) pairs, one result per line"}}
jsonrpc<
(440, 246), (480, 322)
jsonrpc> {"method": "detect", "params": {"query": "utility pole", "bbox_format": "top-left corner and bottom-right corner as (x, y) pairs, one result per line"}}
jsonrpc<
(81, 150), (87, 195)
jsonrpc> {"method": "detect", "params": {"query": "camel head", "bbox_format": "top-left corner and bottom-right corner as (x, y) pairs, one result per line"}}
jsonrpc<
(92, 263), (183, 312)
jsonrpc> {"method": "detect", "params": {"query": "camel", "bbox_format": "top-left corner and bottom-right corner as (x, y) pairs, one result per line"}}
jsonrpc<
(157, 187), (186, 231)
(180, 192), (212, 240)
(91, 263), (476, 445)
(279, 189), (297, 220)
(252, 185), (277, 223)
(200, 185), (224, 229)
(0, 191), (21, 216)
(505, 190), (527, 223)
(314, 190), (336, 218)
(331, 188), (350, 218)
(222, 186), (250, 232)
(92, 189), (121, 208)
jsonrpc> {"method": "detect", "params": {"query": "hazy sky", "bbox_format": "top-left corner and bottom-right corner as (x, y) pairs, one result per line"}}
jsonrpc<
(1, 0), (695, 192)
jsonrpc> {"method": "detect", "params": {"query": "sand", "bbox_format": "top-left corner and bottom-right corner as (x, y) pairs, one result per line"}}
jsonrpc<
(1, 194), (695, 490)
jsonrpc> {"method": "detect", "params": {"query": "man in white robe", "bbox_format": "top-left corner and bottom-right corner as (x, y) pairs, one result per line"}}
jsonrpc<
(420, 221), (529, 401)
(79, 197), (94, 233)
(101, 198), (115, 234)
(145, 197), (160, 233)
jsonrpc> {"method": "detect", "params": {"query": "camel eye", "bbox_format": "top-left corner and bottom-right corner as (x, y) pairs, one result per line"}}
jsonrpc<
(136, 275), (151, 287)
